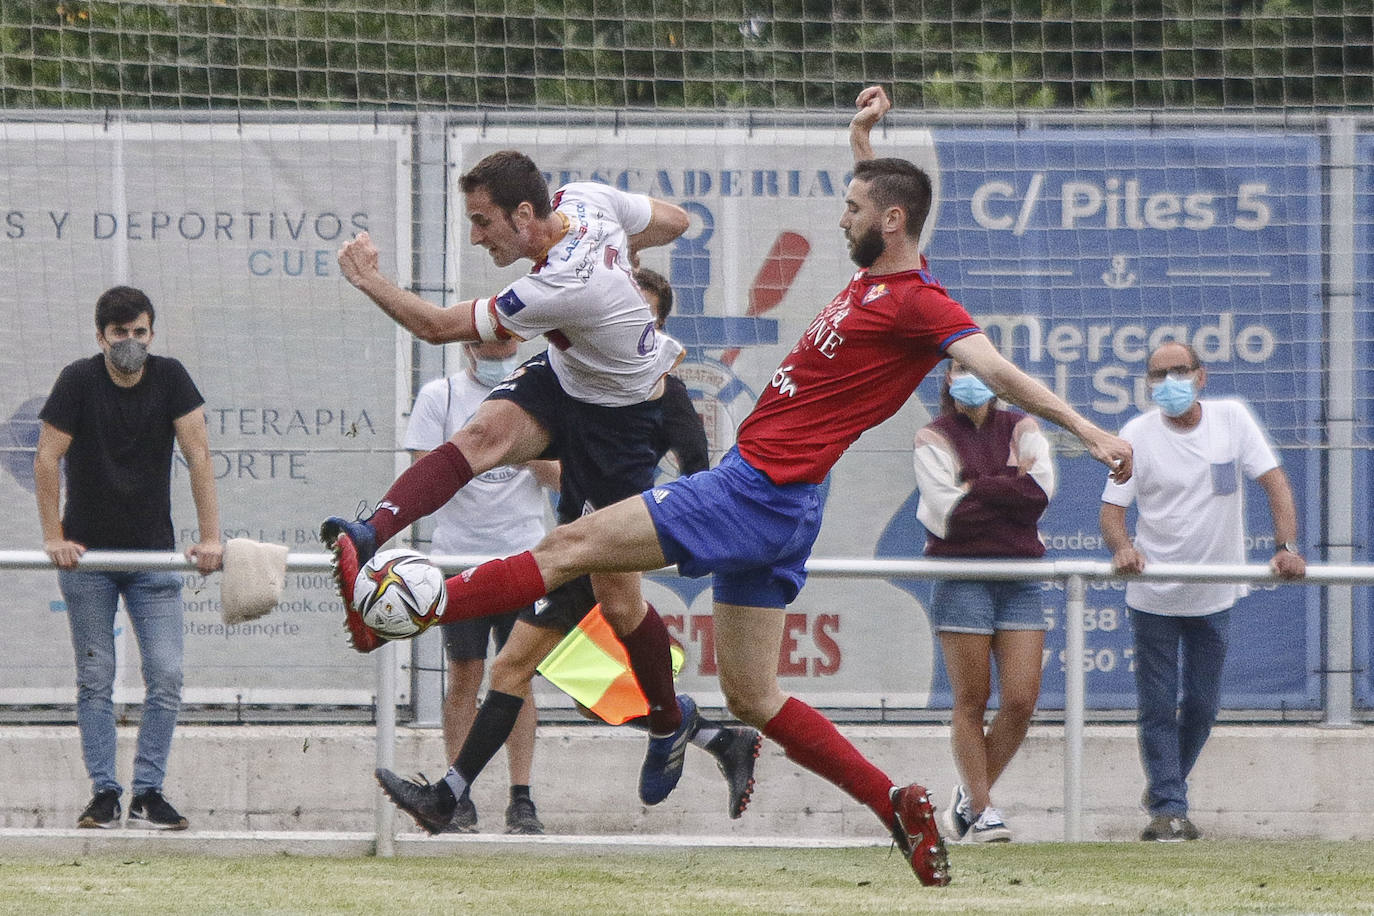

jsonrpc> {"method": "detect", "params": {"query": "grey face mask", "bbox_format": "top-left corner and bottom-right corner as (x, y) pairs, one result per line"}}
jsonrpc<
(108, 338), (149, 374)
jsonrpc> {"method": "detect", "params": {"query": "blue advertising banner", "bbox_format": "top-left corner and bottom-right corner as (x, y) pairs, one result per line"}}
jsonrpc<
(879, 130), (1323, 710)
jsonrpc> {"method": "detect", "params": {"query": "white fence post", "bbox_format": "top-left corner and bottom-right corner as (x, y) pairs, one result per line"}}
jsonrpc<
(374, 640), (397, 857)
(1062, 572), (1086, 842)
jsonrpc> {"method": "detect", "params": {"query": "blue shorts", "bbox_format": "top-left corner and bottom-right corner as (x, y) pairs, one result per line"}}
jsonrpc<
(929, 579), (1047, 635)
(487, 351), (664, 520)
(643, 447), (822, 609)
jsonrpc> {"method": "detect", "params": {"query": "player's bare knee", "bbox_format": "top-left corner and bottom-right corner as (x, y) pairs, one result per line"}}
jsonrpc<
(720, 686), (774, 728)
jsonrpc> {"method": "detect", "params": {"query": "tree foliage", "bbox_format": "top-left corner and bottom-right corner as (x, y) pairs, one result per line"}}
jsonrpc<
(1, 0), (1369, 110)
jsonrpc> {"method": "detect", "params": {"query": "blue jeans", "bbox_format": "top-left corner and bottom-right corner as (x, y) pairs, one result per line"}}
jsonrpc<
(59, 569), (185, 796)
(1130, 606), (1230, 818)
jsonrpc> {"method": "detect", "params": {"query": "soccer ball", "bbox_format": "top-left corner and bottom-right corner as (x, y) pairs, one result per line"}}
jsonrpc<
(353, 548), (447, 639)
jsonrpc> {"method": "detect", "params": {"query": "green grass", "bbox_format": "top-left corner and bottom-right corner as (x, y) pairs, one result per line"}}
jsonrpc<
(4, 842), (1374, 915)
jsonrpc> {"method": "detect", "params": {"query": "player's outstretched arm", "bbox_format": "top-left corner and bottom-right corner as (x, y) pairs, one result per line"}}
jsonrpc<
(851, 85), (892, 163)
(628, 199), (690, 257)
(338, 231), (477, 344)
(947, 333), (1133, 482)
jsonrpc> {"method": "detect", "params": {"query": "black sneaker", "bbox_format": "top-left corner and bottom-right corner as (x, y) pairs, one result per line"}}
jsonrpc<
(706, 726), (761, 819)
(128, 790), (189, 830)
(504, 796), (544, 835)
(77, 789), (121, 829)
(438, 793), (478, 834)
(941, 784), (973, 842)
(1141, 814), (1186, 842)
(375, 768), (457, 836)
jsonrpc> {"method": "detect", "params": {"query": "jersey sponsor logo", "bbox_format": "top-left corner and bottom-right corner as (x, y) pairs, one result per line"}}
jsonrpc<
(558, 221), (588, 262)
(862, 283), (889, 304)
(495, 289), (529, 317)
(769, 363), (798, 398)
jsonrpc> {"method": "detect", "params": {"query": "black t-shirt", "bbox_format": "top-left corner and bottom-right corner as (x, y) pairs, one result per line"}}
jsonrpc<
(657, 374), (709, 477)
(39, 353), (205, 550)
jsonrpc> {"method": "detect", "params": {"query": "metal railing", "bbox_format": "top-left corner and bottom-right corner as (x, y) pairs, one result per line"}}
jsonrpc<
(4, 549), (1370, 846)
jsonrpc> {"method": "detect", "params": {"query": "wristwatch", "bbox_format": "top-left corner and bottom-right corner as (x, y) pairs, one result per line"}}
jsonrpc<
(1277, 541), (1300, 554)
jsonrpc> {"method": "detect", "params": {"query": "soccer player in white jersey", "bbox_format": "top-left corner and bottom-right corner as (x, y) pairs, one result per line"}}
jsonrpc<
(324, 149), (698, 808)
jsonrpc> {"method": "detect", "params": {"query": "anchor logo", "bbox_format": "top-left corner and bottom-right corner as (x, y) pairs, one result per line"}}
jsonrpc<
(1101, 255), (1137, 289)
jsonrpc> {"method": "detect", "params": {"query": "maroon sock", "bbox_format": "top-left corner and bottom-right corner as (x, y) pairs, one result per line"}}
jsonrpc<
(763, 696), (897, 827)
(439, 551), (547, 622)
(617, 605), (681, 734)
(368, 441), (474, 545)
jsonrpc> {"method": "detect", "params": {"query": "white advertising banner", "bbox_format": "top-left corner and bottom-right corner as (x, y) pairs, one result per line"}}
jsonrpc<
(0, 121), (411, 706)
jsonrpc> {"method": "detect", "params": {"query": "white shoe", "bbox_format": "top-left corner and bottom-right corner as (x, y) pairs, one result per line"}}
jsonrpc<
(968, 806), (1012, 843)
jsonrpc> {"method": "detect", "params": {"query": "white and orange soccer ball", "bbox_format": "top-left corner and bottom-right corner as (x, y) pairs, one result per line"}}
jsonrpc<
(353, 549), (447, 639)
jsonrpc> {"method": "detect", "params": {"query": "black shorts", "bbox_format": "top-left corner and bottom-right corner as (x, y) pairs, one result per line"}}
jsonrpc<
(442, 610), (523, 662)
(516, 575), (597, 635)
(486, 351), (664, 523)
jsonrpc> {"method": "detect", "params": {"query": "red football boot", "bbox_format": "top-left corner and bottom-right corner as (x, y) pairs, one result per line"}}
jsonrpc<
(320, 520), (385, 654)
(890, 783), (952, 887)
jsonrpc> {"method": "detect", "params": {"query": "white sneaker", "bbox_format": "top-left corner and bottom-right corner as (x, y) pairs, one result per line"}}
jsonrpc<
(968, 806), (1012, 843)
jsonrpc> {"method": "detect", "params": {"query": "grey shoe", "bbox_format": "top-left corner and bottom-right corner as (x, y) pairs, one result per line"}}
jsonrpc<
(1141, 814), (1186, 842)
(440, 793), (478, 834)
(77, 789), (121, 829)
(706, 726), (761, 819)
(375, 768), (458, 836)
(504, 795), (544, 835)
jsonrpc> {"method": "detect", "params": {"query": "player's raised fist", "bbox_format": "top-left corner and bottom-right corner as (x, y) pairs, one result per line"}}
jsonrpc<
(338, 231), (380, 288)
(853, 85), (892, 127)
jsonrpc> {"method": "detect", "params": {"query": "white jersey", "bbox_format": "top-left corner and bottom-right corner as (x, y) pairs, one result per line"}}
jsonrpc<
(1101, 398), (1279, 616)
(403, 372), (549, 556)
(475, 182), (683, 407)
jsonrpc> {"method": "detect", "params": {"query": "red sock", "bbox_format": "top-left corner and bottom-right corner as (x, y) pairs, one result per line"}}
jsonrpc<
(439, 551), (547, 623)
(368, 442), (474, 545)
(763, 696), (897, 827)
(616, 605), (680, 734)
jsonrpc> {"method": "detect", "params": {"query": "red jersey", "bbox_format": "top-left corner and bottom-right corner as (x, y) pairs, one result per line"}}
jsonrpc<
(736, 264), (981, 485)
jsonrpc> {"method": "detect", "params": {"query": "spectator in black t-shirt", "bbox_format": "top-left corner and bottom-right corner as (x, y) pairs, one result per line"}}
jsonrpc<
(35, 285), (222, 831)
(635, 268), (709, 477)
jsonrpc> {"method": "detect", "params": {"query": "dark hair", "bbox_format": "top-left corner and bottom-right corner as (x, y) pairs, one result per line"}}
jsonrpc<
(458, 150), (552, 219)
(95, 286), (154, 332)
(634, 268), (673, 326)
(852, 158), (932, 240)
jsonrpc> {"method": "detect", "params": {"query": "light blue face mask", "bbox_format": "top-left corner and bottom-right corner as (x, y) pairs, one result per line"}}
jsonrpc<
(1150, 376), (1197, 417)
(473, 354), (519, 387)
(949, 374), (996, 408)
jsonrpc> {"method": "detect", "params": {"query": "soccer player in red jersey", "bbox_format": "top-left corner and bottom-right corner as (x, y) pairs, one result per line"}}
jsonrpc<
(344, 87), (1133, 885)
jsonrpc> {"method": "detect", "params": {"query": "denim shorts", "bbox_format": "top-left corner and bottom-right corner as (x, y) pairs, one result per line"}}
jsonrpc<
(929, 578), (1047, 635)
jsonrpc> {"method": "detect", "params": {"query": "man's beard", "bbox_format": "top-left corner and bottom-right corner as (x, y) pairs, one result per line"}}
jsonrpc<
(848, 226), (885, 268)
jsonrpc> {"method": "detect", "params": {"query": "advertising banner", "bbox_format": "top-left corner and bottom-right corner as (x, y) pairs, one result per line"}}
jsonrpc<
(0, 121), (410, 706)
(450, 125), (1323, 711)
